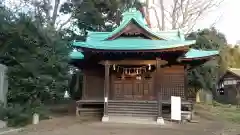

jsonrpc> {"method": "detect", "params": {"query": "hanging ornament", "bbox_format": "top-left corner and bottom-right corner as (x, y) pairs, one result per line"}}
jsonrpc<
(148, 64), (151, 70)
(113, 64), (116, 70)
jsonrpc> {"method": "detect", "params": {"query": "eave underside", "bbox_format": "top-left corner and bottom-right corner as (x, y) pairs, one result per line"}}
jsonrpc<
(69, 51), (213, 70)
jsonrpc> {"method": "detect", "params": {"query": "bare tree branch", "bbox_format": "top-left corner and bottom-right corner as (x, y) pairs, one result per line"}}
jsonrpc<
(210, 13), (223, 28)
(51, 0), (60, 26)
(148, 6), (161, 30)
(58, 15), (73, 30)
(159, 0), (165, 30)
(148, 0), (224, 31)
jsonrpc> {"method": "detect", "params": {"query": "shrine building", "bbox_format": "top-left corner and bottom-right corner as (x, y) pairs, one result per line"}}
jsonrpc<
(69, 8), (219, 123)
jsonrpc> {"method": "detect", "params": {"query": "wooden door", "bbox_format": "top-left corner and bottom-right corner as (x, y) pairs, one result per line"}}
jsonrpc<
(113, 76), (153, 100)
(143, 81), (154, 100)
(133, 79), (154, 100)
(113, 80), (134, 100)
(113, 81), (123, 100)
(123, 81), (134, 100)
(133, 81), (144, 100)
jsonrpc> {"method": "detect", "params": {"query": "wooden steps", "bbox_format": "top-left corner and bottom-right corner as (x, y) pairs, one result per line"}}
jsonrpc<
(108, 101), (158, 117)
(76, 108), (103, 116)
(75, 100), (193, 121)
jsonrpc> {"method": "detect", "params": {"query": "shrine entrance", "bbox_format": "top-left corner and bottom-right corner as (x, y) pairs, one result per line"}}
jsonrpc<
(111, 64), (155, 101)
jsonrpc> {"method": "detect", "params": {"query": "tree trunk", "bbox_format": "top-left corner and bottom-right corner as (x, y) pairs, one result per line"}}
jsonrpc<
(159, 0), (165, 30)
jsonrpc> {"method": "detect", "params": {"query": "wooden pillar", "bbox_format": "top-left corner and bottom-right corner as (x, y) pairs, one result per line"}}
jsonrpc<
(102, 61), (110, 122)
(82, 72), (87, 100)
(156, 58), (162, 117)
(157, 92), (162, 117)
(184, 65), (188, 100)
(156, 58), (164, 125)
(155, 58), (160, 98)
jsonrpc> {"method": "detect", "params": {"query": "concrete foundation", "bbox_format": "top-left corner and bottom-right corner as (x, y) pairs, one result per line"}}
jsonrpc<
(104, 116), (162, 125)
(101, 115), (109, 122)
(156, 117), (165, 125)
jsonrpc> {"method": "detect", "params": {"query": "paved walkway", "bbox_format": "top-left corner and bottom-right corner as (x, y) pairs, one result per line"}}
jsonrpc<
(4, 116), (240, 135)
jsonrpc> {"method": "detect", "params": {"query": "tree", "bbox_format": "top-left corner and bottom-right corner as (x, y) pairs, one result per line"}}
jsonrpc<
(187, 28), (227, 91)
(223, 46), (240, 68)
(140, 0), (223, 32)
(0, 3), (71, 126)
(60, 0), (143, 40)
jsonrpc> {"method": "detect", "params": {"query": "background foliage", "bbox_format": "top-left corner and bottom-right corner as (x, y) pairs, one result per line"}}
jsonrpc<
(0, 5), (70, 126)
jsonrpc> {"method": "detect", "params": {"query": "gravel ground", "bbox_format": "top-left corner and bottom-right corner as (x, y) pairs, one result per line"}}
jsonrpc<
(4, 116), (240, 135)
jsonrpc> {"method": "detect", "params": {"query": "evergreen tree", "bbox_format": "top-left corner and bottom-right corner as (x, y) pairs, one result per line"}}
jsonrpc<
(187, 28), (227, 91)
(0, 6), (70, 126)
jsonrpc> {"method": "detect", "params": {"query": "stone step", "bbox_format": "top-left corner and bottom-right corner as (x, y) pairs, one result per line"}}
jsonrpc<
(107, 116), (158, 125)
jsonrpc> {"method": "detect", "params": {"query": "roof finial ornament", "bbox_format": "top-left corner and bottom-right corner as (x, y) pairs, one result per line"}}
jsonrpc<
(116, 8), (121, 26)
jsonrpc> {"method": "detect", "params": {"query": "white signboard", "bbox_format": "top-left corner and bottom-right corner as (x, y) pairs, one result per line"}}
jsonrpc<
(171, 96), (181, 121)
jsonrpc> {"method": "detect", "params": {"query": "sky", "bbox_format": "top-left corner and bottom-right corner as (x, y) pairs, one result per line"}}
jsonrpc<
(194, 0), (240, 44)
(147, 0), (240, 44)
(5, 0), (240, 44)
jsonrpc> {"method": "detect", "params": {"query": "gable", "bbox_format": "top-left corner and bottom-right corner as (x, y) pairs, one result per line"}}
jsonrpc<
(219, 71), (240, 83)
(107, 19), (163, 40)
(224, 72), (240, 80)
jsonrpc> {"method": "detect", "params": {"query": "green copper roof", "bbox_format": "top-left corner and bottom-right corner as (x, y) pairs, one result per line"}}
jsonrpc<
(73, 39), (196, 50)
(182, 49), (219, 59)
(86, 29), (185, 42)
(85, 8), (186, 42)
(69, 8), (218, 61)
(103, 8), (185, 40)
(104, 8), (160, 40)
(69, 50), (84, 59)
(69, 48), (219, 60)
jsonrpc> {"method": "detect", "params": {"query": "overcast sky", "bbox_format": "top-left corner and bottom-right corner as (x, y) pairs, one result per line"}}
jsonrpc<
(194, 0), (240, 44)
(5, 0), (240, 44)
(147, 0), (240, 44)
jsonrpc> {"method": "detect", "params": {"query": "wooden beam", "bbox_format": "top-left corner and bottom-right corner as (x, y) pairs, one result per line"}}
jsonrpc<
(99, 60), (168, 65)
